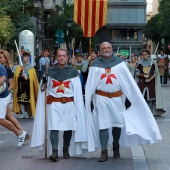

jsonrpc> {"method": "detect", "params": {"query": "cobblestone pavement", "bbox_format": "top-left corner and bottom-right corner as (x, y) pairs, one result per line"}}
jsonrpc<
(0, 82), (170, 170)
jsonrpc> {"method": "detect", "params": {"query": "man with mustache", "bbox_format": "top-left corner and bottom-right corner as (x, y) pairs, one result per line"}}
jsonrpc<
(85, 42), (162, 162)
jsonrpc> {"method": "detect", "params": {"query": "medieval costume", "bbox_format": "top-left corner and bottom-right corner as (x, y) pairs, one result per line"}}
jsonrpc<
(13, 64), (39, 117)
(136, 58), (165, 115)
(157, 54), (169, 85)
(74, 60), (88, 91)
(31, 65), (93, 160)
(85, 55), (162, 161)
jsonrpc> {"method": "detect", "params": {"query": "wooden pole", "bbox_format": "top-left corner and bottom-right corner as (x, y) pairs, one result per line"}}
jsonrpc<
(72, 39), (75, 57)
(89, 38), (91, 56)
(44, 83), (47, 159)
(71, 39), (76, 68)
(44, 62), (48, 159)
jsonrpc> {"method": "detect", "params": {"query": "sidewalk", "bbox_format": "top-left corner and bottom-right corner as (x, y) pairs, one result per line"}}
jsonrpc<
(131, 82), (170, 170)
(140, 83), (170, 170)
(1, 83), (170, 170)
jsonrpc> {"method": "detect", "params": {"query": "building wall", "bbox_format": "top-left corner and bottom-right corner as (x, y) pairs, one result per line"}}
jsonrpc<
(95, 0), (147, 56)
(56, 0), (146, 56)
(147, 0), (159, 54)
(151, 0), (158, 15)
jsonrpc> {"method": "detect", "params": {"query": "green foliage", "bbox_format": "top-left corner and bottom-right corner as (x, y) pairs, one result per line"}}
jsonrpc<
(0, 0), (36, 46)
(144, 0), (170, 44)
(158, 0), (170, 37)
(0, 0), (97, 51)
(10, 13), (35, 46)
(143, 14), (161, 42)
(0, 14), (15, 44)
(46, 2), (97, 53)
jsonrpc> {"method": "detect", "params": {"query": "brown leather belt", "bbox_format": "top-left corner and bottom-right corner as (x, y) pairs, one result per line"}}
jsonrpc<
(46, 95), (74, 104)
(158, 66), (165, 68)
(95, 90), (123, 98)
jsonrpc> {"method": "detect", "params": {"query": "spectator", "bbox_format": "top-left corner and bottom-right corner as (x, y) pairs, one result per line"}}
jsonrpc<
(0, 62), (26, 147)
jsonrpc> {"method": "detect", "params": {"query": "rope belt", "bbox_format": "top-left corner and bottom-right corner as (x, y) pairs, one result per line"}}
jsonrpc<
(46, 95), (74, 104)
(95, 90), (123, 98)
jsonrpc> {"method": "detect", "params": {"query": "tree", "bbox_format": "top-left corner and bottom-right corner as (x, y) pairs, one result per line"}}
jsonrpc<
(0, 0), (37, 46)
(158, 0), (170, 38)
(143, 0), (170, 53)
(143, 14), (161, 43)
(0, 11), (15, 44)
(46, 2), (98, 53)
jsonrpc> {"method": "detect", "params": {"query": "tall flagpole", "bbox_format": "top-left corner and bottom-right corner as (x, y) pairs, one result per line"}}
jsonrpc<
(89, 38), (91, 56)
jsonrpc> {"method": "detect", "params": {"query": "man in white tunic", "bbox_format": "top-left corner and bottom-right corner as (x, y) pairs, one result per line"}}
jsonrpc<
(85, 42), (162, 162)
(31, 48), (89, 162)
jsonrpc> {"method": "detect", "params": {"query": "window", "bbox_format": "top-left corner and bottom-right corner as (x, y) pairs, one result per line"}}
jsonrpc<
(112, 29), (138, 42)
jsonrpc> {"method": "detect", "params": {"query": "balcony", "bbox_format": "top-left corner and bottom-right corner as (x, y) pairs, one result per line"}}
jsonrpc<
(43, 0), (56, 11)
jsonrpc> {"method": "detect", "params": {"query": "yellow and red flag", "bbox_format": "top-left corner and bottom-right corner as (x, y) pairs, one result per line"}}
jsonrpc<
(74, 0), (108, 37)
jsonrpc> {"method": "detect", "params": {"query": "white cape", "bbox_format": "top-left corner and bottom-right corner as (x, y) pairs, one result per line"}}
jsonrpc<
(30, 76), (94, 156)
(85, 62), (162, 148)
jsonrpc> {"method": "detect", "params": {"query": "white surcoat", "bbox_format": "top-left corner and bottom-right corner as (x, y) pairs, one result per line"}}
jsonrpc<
(47, 77), (77, 131)
(85, 61), (162, 148)
(31, 76), (95, 155)
(94, 68), (125, 129)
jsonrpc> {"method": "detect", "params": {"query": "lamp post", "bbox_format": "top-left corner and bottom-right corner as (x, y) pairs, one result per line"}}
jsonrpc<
(66, 19), (73, 59)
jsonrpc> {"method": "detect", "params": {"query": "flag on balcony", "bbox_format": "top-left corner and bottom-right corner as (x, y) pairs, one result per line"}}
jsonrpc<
(74, 0), (108, 37)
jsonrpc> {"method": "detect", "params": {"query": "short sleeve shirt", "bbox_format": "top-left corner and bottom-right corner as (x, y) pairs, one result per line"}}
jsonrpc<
(0, 64), (9, 98)
(6, 66), (14, 79)
(39, 56), (50, 65)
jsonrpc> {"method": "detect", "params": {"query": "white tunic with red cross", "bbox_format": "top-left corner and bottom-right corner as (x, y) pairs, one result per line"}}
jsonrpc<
(93, 67), (126, 130)
(85, 62), (162, 148)
(47, 76), (77, 131)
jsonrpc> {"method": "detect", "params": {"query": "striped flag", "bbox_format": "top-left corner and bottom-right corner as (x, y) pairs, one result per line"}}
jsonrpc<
(74, 0), (108, 37)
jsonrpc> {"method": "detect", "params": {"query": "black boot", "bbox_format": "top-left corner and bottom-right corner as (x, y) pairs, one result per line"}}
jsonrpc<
(49, 149), (58, 162)
(98, 150), (108, 162)
(63, 147), (70, 159)
(113, 143), (120, 158)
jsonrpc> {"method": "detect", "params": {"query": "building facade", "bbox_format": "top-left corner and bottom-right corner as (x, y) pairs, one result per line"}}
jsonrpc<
(42, 0), (147, 57)
(95, 0), (147, 57)
(146, 0), (159, 54)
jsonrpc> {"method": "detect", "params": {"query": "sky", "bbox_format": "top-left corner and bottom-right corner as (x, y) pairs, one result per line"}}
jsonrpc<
(147, 0), (153, 12)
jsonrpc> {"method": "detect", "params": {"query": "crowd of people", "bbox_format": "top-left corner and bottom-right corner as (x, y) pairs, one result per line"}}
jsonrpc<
(0, 42), (169, 163)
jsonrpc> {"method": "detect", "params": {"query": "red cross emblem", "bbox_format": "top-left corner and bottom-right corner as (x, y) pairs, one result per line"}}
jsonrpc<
(52, 80), (70, 93)
(160, 59), (164, 63)
(101, 68), (117, 84)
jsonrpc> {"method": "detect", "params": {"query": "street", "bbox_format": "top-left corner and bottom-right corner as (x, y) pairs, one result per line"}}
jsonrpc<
(0, 82), (170, 170)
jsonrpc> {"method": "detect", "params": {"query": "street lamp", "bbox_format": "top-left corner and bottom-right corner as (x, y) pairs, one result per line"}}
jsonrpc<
(66, 18), (73, 59)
